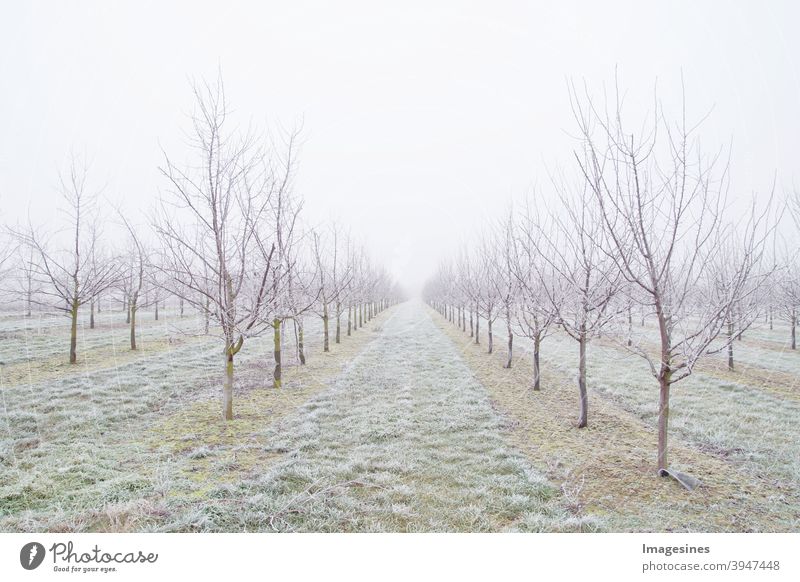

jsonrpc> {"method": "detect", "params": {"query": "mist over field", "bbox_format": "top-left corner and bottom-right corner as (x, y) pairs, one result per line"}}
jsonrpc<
(0, 1), (799, 537)
(2, 1), (798, 293)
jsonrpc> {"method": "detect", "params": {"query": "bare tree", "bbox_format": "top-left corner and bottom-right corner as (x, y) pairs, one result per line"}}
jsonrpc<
(12, 155), (118, 363)
(512, 198), (558, 390)
(489, 212), (519, 368)
(154, 75), (286, 420)
(475, 237), (501, 354)
(537, 180), (621, 428)
(571, 78), (773, 476)
(117, 212), (156, 350)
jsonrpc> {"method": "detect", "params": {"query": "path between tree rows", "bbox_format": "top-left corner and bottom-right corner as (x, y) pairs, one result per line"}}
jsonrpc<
(233, 301), (588, 532)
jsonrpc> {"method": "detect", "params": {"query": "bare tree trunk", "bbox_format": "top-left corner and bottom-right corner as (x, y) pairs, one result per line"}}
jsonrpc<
(204, 297), (210, 334)
(792, 310), (797, 350)
(298, 319), (306, 365)
(273, 318), (281, 388)
(155, 300), (159, 321)
(347, 305), (352, 336)
(474, 305), (480, 344)
(336, 302), (341, 344)
(727, 320), (734, 371)
(223, 336), (243, 421)
(487, 317), (493, 354)
(657, 371), (671, 474)
(627, 306), (633, 347)
(90, 300), (95, 329)
(69, 300), (79, 364)
(577, 333), (588, 428)
(504, 305), (513, 368)
(359, 304), (363, 328)
(655, 300), (672, 474)
(180, 297), (184, 318)
(469, 310), (474, 338)
(223, 351), (234, 421)
(505, 329), (513, 368)
(533, 335), (541, 391)
(323, 303), (330, 352)
(769, 305), (773, 330)
(130, 300), (137, 350)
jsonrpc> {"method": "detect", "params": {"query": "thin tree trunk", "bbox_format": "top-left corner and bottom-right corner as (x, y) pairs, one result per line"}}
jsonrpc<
(792, 310), (797, 350)
(488, 317), (493, 354)
(273, 318), (281, 388)
(130, 301), (137, 350)
(323, 304), (330, 352)
(657, 371), (671, 474)
(298, 319), (306, 365)
(347, 305), (352, 336)
(155, 301), (159, 321)
(627, 306), (633, 347)
(470, 310), (474, 338)
(655, 295), (673, 475)
(223, 351), (234, 421)
(577, 333), (588, 428)
(504, 305), (513, 368)
(223, 336), (242, 421)
(336, 302), (341, 344)
(90, 300), (95, 329)
(69, 301), (78, 364)
(475, 306), (480, 344)
(533, 335), (541, 391)
(505, 328), (513, 368)
(727, 320), (734, 371)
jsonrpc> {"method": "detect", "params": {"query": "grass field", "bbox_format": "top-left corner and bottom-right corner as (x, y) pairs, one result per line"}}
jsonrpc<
(435, 309), (800, 532)
(0, 301), (797, 532)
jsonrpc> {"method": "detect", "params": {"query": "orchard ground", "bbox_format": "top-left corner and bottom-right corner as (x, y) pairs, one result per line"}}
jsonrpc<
(0, 301), (798, 532)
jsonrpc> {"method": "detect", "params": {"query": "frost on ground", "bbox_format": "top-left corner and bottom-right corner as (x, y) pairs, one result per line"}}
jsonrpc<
(0, 303), (594, 532)
(0, 307), (382, 531)
(182, 302), (595, 532)
(438, 312), (800, 532)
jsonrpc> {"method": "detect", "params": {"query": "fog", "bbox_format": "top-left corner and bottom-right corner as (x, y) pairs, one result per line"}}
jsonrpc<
(1, 1), (798, 294)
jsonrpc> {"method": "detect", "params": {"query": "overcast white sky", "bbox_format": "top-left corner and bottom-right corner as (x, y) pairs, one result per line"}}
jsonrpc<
(1, 1), (798, 293)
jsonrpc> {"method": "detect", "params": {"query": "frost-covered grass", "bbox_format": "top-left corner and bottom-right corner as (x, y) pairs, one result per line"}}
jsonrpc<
(152, 302), (595, 532)
(0, 302), (594, 532)
(537, 331), (800, 488)
(447, 312), (800, 531)
(0, 304), (370, 532)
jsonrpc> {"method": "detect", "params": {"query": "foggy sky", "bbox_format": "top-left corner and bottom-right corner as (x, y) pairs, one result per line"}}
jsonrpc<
(1, 1), (798, 294)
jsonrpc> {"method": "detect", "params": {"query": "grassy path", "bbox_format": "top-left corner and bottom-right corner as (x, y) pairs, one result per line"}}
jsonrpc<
(209, 301), (591, 532)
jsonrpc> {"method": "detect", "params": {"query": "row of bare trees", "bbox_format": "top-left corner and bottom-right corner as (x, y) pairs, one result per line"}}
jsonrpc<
(424, 80), (793, 480)
(1, 75), (402, 421)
